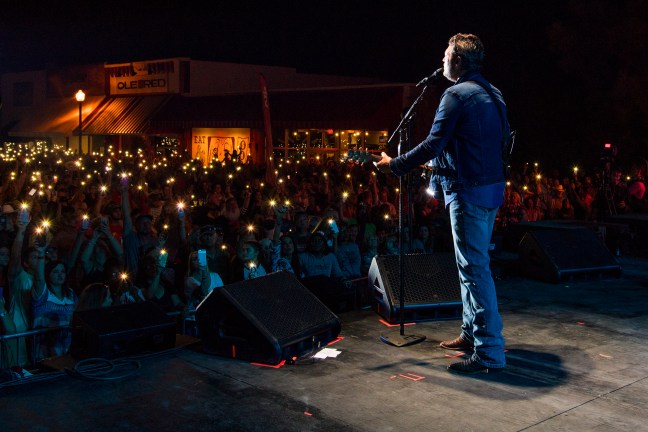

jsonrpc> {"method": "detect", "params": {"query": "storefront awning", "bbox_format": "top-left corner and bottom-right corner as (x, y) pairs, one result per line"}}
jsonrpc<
(7, 96), (104, 137)
(82, 95), (171, 135)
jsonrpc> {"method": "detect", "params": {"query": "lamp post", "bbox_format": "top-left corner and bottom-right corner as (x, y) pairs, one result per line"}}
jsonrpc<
(75, 90), (85, 154)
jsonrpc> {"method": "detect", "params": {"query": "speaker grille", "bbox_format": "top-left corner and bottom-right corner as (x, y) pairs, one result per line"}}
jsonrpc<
(374, 253), (460, 305)
(220, 272), (338, 343)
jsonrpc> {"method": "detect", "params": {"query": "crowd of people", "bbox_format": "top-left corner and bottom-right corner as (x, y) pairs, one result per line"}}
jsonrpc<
(0, 141), (646, 369)
(498, 158), (648, 228)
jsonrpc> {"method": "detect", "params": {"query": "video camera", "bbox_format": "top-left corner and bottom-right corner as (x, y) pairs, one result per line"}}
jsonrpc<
(600, 142), (618, 163)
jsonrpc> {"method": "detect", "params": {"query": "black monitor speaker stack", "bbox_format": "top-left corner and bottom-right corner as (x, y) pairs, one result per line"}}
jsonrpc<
(368, 253), (462, 323)
(196, 272), (341, 365)
(518, 227), (622, 283)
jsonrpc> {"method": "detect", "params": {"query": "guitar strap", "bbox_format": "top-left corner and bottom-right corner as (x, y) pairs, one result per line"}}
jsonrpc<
(470, 80), (508, 136)
(470, 79), (515, 174)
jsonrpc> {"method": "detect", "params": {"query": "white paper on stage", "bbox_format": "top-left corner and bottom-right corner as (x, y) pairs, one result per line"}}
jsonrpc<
(313, 348), (341, 359)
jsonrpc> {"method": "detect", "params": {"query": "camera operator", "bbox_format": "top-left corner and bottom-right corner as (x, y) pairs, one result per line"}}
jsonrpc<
(595, 144), (629, 217)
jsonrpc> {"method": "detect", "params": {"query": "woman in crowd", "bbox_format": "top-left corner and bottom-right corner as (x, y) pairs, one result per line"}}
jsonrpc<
(32, 254), (78, 361)
(153, 201), (189, 290)
(260, 203), (289, 274)
(520, 196), (543, 222)
(379, 231), (400, 255)
(198, 224), (231, 284)
(80, 217), (124, 287)
(76, 283), (113, 311)
(298, 230), (345, 311)
(8, 215), (40, 366)
(298, 231), (343, 279)
(184, 249), (223, 311)
(136, 251), (184, 313)
(411, 224), (434, 254)
(99, 257), (145, 305)
(338, 192), (358, 224)
(183, 249), (224, 335)
(499, 189), (524, 229)
(290, 211), (311, 254)
(0, 288), (18, 368)
(335, 221), (362, 279)
(274, 235), (303, 277)
(230, 240), (267, 282)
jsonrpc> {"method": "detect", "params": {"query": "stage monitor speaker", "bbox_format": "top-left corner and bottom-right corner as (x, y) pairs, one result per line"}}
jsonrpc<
(518, 228), (622, 283)
(503, 220), (584, 252)
(368, 253), (462, 323)
(195, 271), (342, 365)
(70, 301), (176, 359)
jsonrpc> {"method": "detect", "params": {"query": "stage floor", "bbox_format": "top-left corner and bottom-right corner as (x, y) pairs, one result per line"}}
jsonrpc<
(3, 255), (648, 432)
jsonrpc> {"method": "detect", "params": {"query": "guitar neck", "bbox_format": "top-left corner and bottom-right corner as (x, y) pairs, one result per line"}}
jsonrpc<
(344, 150), (381, 164)
(344, 149), (434, 172)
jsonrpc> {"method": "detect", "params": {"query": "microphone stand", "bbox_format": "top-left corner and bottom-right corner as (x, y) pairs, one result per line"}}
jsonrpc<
(379, 83), (431, 347)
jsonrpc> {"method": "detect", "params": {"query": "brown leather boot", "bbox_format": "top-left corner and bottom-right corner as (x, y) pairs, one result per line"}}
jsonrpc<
(439, 336), (473, 351)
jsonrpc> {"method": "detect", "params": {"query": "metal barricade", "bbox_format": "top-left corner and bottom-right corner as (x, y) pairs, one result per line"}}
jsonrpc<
(0, 325), (71, 369)
(0, 310), (195, 370)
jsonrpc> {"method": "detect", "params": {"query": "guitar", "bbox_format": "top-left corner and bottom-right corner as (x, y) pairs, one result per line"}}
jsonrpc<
(343, 149), (381, 164)
(345, 142), (515, 178)
(343, 149), (436, 173)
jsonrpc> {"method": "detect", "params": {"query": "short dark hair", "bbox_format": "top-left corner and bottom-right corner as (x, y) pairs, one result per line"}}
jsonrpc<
(449, 33), (484, 72)
(243, 240), (260, 255)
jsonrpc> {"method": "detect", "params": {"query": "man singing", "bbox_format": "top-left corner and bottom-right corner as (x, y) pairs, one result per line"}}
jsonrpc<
(375, 33), (508, 374)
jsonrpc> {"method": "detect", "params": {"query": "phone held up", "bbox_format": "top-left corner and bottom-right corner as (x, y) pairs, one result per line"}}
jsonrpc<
(19, 206), (30, 224)
(198, 249), (207, 267)
(158, 249), (168, 268)
(35, 230), (47, 248)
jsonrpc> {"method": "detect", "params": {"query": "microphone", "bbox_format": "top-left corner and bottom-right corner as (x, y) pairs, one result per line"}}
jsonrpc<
(416, 68), (444, 87)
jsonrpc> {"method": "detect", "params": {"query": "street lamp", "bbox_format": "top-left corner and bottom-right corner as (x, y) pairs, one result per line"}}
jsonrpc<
(75, 90), (85, 154)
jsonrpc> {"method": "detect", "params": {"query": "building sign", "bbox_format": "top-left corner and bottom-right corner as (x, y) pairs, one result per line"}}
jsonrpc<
(115, 76), (167, 92)
(192, 128), (252, 166)
(106, 60), (179, 96)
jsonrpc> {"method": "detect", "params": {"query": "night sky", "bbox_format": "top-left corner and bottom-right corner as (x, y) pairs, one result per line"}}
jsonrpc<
(2, 0), (647, 173)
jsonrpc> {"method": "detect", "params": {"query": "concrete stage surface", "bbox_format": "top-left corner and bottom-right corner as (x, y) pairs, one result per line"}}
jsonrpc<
(2, 255), (648, 432)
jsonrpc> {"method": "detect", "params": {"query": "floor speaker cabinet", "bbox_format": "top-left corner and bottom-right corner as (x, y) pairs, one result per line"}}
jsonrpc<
(518, 228), (622, 283)
(196, 272), (342, 365)
(70, 301), (176, 359)
(368, 253), (462, 323)
(503, 221), (583, 252)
